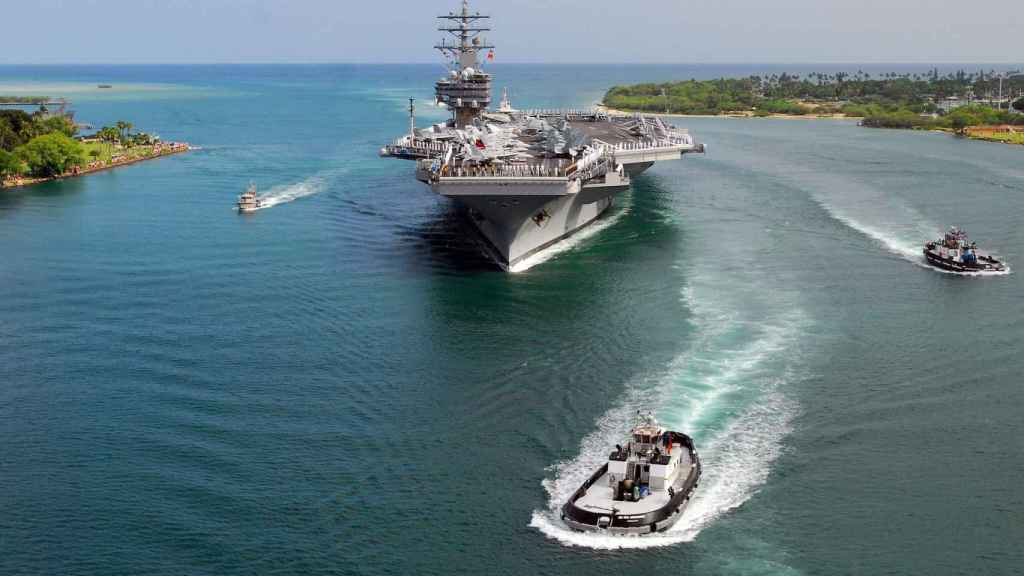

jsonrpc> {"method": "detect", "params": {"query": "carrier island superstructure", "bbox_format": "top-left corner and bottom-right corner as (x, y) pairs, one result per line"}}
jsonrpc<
(381, 1), (704, 270)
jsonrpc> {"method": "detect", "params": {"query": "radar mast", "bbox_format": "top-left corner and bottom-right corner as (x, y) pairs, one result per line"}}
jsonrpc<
(434, 1), (494, 127)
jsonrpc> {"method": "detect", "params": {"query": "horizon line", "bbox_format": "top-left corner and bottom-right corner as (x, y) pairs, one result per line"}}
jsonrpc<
(1, 61), (1022, 67)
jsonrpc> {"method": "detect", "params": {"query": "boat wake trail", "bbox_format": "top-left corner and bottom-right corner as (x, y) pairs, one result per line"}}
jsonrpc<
(809, 186), (1012, 276)
(530, 282), (809, 549)
(809, 186), (934, 263)
(253, 175), (329, 210)
(776, 166), (943, 270)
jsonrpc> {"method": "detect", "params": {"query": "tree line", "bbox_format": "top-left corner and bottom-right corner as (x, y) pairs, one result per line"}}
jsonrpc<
(1, 109), (154, 181)
(861, 105), (1024, 133)
(603, 70), (1024, 117)
(0, 109), (84, 180)
(0, 96), (51, 104)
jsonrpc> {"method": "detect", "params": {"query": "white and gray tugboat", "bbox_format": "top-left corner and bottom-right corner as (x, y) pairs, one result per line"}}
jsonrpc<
(380, 1), (704, 270)
(561, 412), (701, 535)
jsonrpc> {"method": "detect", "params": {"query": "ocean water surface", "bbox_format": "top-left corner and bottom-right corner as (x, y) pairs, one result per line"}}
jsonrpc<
(1, 64), (1022, 575)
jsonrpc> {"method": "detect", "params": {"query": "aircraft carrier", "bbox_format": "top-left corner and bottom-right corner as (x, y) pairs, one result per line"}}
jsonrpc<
(381, 1), (704, 270)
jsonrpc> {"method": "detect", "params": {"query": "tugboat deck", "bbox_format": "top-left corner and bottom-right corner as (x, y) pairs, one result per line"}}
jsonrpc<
(574, 448), (694, 516)
(575, 476), (672, 515)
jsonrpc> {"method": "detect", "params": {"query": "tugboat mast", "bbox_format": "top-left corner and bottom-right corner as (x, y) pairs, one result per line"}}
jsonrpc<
(434, 0), (494, 127)
(408, 98), (416, 139)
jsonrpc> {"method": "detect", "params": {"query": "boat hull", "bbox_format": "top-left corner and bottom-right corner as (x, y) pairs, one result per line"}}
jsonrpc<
(430, 174), (629, 270)
(457, 193), (616, 269)
(924, 249), (1006, 273)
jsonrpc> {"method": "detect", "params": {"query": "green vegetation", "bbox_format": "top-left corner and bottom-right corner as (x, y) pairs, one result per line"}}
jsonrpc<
(1, 109), (81, 178)
(15, 133), (86, 178)
(2, 106), (166, 185)
(0, 149), (22, 178)
(604, 69), (1024, 119)
(1014, 98), (1024, 113)
(860, 105), (1024, 133)
(1, 109), (78, 152)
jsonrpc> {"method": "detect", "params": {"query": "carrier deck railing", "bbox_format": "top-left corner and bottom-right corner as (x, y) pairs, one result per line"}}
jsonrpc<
(420, 147), (619, 184)
(380, 136), (452, 159)
(517, 109), (612, 122)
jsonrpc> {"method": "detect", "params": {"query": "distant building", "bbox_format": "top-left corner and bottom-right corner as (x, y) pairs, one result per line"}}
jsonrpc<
(937, 96), (966, 113)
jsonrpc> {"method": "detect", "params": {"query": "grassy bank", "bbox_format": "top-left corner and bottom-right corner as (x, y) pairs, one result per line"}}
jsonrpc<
(964, 127), (1024, 146)
(2, 142), (190, 189)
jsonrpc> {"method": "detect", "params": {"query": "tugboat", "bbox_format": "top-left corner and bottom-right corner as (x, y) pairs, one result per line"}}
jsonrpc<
(924, 227), (1006, 273)
(561, 412), (701, 535)
(237, 182), (262, 213)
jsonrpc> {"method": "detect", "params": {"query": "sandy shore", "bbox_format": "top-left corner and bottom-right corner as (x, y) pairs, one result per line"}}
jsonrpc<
(596, 104), (861, 121)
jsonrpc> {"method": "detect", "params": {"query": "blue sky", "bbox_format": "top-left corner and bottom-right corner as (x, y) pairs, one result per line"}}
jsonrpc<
(1, 0), (1020, 64)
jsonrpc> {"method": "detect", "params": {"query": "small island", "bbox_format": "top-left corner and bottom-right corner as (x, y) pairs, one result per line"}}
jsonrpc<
(1, 100), (190, 189)
(0, 95), (55, 105)
(602, 70), (1024, 145)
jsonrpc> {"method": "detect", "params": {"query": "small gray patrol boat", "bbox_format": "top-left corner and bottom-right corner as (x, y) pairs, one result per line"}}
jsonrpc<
(561, 412), (701, 535)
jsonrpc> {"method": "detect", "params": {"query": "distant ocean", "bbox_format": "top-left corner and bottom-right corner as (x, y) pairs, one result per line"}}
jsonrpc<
(1, 64), (1022, 575)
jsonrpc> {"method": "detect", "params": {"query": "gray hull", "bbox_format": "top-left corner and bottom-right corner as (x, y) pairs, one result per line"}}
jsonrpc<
(421, 162), (632, 269)
(422, 151), (681, 270)
(460, 194), (614, 269)
(562, 498), (691, 536)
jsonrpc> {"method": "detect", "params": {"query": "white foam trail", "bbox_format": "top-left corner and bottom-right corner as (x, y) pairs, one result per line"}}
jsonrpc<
(508, 197), (632, 273)
(810, 193), (926, 261)
(530, 283), (807, 549)
(810, 192), (1012, 276)
(750, 156), (968, 272)
(669, 382), (796, 540)
(252, 175), (328, 210)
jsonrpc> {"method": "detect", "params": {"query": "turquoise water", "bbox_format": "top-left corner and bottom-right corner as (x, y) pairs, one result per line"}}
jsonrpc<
(1, 65), (1023, 575)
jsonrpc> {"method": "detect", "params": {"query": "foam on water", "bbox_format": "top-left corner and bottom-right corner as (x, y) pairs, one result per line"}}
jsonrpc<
(808, 189), (1012, 276)
(530, 279), (808, 549)
(249, 172), (337, 210)
(810, 191), (927, 261)
(735, 152), (1014, 277)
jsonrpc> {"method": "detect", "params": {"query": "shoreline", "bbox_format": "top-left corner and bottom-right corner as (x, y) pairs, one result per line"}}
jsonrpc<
(601, 104), (1023, 147)
(596, 104), (862, 121)
(1, 142), (192, 190)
